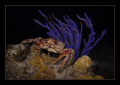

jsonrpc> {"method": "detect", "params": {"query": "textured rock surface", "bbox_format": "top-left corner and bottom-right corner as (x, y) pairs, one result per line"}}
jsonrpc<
(6, 43), (104, 80)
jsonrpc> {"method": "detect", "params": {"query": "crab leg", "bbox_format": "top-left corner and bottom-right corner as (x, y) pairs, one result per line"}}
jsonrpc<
(59, 54), (69, 70)
(21, 39), (35, 43)
(51, 53), (65, 64)
(48, 51), (50, 57)
(35, 46), (45, 65)
(67, 49), (75, 65)
(35, 50), (44, 65)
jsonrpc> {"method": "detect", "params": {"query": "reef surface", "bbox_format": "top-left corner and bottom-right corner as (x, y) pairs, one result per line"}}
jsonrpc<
(6, 42), (109, 80)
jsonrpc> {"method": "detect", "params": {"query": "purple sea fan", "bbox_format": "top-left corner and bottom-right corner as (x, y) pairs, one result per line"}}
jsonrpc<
(33, 10), (107, 60)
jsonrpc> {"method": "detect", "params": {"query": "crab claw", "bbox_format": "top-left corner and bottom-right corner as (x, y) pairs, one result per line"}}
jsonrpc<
(21, 39), (35, 43)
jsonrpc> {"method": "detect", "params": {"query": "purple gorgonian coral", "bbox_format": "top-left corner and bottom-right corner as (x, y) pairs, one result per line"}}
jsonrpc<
(33, 10), (107, 60)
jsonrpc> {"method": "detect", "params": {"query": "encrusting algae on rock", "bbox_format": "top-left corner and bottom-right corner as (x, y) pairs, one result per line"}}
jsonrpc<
(33, 64), (55, 79)
(29, 54), (55, 79)
(73, 55), (92, 73)
(77, 74), (104, 79)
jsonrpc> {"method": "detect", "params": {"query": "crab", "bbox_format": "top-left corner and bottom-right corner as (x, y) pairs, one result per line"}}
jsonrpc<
(21, 37), (75, 72)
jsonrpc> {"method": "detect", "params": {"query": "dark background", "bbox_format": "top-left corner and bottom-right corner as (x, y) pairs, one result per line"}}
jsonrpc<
(6, 6), (114, 46)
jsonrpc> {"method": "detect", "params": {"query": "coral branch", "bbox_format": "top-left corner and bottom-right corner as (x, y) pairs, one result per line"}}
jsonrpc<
(84, 29), (107, 55)
(34, 10), (107, 60)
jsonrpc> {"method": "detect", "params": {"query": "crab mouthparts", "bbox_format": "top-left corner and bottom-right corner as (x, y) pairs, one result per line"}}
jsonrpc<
(47, 48), (58, 53)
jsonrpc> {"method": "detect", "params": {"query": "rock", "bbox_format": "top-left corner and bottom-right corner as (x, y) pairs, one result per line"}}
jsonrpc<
(6, 43), (102, 80)
(6, 43), (30, 61)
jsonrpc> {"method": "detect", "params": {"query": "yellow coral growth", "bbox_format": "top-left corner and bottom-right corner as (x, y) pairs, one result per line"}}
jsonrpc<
(94, 75), (104, 79)
(33, 65), (55, 79)
(29, 54), (55, 67)
(77, 74), (104, 79)
(29, 55), (55, 79)
(74, 55), (92, 73)
(29, 55), (42, 68)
